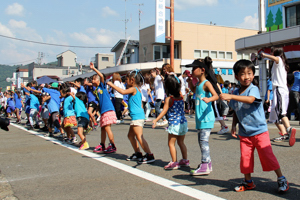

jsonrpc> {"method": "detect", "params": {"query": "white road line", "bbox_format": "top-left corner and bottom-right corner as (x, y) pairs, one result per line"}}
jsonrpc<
(10, 123), (225, 200)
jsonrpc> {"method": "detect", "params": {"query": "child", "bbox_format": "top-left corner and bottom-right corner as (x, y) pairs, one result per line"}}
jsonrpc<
(61, 87), (78, 144)
(262, 48), (296, 146)
(27, 92), (40, 130)
(107, 69), (155, 163)
(84, 77), (98, 129)
(220, 59), (289, 192)
(69, 92), (90, 150)
(152, 74), (188, 169)
(221, 80), (230, 121)
(186, 60), (219, 175)
(14, 90), (22, 123)
(6, 91), (15, 118)
(90, 63), (117, 154)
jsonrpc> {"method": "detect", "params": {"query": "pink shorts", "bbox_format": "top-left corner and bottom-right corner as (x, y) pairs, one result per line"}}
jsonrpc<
(100, 110), (117, 127)
(239, 131), (280, 174)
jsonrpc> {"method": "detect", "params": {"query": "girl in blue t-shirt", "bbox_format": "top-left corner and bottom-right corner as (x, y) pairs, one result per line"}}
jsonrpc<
(152, 74), (188, 170)
(84, 77), (98, 128)
(14, 90), (22, 123)
(186, 60), (219, 176)
(107, 69), (155, 164)
(90, 63), (117, 154)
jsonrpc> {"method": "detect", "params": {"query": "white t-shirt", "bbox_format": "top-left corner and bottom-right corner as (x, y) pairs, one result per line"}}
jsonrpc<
(114, 80), (124, 99)
(70, 87), (77, 95)
(141, 83), (150, 102)
(271, 57), (288, 91)
(178, 75), (186, 96)
(154, 75), (165, 100)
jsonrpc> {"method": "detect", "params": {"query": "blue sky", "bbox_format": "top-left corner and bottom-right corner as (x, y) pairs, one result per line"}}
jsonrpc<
(0, 0), (258, 65)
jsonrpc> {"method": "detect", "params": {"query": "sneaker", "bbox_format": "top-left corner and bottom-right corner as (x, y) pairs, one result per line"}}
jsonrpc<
(273, 134), (289, 142)
(120, 120), (124, 124)
(103, 143), (117, 154)
(34, 124), (40, 129)
(44, 132), (54, 137)
(138, 153), (155, 164)
(97, 116), (100, 122)
(85, 127), (93, 135)
(234, 180), (256, 192)
(27, 126), (34, 130)
(217, 126), (229, 135)
(71, 137), (78, 144)
(79, 142), (89, 150)
(178, 159), (190, 167)
(116, 120), (121, 124)
(278, 176), (289, 192)
(190, 163), (210, 176)
(57, 133), (64, 138)
(208, 161), (213, 172)
(287, 127), (296, 147)
(164, 161), (179, 170)
(127, 152), (143, 161)
(93, 144), (105, 153)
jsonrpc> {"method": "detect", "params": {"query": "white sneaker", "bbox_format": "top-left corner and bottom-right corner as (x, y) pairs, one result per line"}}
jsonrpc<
(116, 120), (121, 124)
(217, 127), (229, 135)
(97, 116), (100, 122)
(120, 120), (124, 124)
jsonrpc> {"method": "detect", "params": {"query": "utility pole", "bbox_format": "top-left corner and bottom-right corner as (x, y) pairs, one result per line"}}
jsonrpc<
(166, 0), (174, 71)
(135, 3), (144, 30)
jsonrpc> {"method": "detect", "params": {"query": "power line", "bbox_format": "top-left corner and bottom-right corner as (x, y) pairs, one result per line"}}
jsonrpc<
(0, 34), (112, 49)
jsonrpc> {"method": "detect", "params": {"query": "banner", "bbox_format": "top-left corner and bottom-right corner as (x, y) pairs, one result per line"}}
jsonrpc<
(155, 0), (165, 43)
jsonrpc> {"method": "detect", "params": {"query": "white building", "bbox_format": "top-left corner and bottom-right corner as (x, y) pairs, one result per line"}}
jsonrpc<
(57, 50), (77, 67)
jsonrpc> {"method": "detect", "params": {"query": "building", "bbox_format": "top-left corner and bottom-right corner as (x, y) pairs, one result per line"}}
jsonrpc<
(16, 66), (29, 88)
(57, 50), (77, 67)
(94, 53), (114, 70)
(111, 39), (139, 65)
(236, 0), (300, 96)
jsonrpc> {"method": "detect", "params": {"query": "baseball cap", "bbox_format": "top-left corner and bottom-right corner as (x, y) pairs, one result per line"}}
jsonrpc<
(51, 82), (59, 88)
(183, 70), (191, 77)
(185, 60), (208, 72)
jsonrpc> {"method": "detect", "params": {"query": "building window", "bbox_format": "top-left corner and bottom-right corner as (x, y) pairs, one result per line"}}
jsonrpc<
(286, 4), (300, 27)
(226, 52), (233, 59)
(153, 45), (179, 60)
(62, 70), (68, 75)
(203, 50), (209, 58)
(154, 45), (161, 60)
(228, 69), (233, 75)
(102, 57), (109, 61)
(211, 51), (217, 59)
(221, 69), (226, 75)
(243, 53), (250, 60)
(237, 52), (243, 60)
(194, 50), (201, 58)
(219, 51), (225, 59)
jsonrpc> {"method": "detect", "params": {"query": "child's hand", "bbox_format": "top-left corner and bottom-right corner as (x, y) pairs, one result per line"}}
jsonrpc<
(152, 120), (157, 129)
(220, 93), (232, 101)
(107, 81), (112, 87)
(202, 97), (209, 103)
(231, 126), (237, 138)
(90, 62), (95, 70)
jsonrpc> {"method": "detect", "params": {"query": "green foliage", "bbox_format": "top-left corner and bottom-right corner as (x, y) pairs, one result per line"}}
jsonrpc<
(0, 65), (19, 89)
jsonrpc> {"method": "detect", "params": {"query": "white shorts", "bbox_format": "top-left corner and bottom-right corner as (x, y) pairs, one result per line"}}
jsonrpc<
(269, 87), (289, 123)
(130, 119), (144, 127)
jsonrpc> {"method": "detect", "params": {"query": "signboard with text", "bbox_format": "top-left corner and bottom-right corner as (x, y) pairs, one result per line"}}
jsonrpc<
(155, 0), (165, 43)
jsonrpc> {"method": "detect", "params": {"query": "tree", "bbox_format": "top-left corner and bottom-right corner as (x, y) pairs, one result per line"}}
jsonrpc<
(266, 10), (274, 32)
(275, 8), (283, 30)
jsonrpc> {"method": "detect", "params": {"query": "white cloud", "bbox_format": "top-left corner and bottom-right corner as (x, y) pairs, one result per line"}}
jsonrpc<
(165, 0), (218, 10)
(237, 13), (258, 30)
(101, 6), (118, 18)
(9, 19), (27, 29)
(70, 32), (94, 44)
(0, 23), (14, 37)
(5, 3), (24, 16)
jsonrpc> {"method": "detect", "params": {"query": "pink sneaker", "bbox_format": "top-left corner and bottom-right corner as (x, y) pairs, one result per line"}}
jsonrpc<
(164, 161), (179, 170)
(93, 144), (104, 153)
(178, 159), (190, 167)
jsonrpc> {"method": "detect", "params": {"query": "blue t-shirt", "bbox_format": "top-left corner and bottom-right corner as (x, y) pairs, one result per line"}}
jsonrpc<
(63, 96), (75, 117)
(23, 88), (30, 105)
(42, 88), (60, 113)
(7, 98), (15, 107)
(291, 71), (300, 92)
(264, 79), (273, 101)
(128, 87), (144, 120)
(29, 94), (40, 110)
(74, 97), (89, 120)
(14, 93), (22, 109)
(222, 87), (229, 94)
(229, 83), (268, 137)
(86, 86), (97, 104)
(96, 82), (115, 114)
(78, 85), (86, 93)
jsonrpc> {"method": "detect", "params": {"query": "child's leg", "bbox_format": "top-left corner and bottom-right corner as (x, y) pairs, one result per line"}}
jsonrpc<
(127, 126), (141, 153)
(88, 106), (96, 125)
(29, 109), (36, 127)
(168, 134), (177, 162)
(15, 108), (20, 121)
(77, 127), (86, 143)
(103, 124), (115, 144)
(197, 129), (211, 163)
(177, 135), (187, 160)
(101, 126), (107, 144)
(132, 125), (151, 153)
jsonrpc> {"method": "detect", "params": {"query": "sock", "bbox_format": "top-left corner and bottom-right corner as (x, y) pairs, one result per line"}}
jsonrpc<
(278, 176), (285, 179)
(287, 127), (291, 132)
(245, 179), (252, 183)
(111, 143), (115, 148)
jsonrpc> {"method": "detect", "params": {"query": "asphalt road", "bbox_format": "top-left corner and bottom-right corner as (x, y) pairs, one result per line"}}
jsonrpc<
(1, 116), (300, 200)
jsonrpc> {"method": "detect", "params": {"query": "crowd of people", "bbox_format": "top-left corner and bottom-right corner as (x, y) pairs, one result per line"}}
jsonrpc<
(0, 48), (295, 193)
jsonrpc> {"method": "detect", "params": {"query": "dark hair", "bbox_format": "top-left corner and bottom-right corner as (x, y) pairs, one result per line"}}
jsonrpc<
(32, 81), (37, 86)
(233, 59), (255, 75)
(61, 87), (70, 95)
(75, 78), (84, 85)
(15, 90), (21, 98)
(252, 78), (260, 89)
(26, 82), (32, 87)
(272, 47), (289, 72)
(224, 80), (230, 88)
(127, 70), (144, 87)
(204, 56), (213, 70)
(143, 73), (151, 84)
(121, 76), (126, 83)
(202, 57), (221, 95)
(76, 92), (87, 104)
(164, 74), (181, 97)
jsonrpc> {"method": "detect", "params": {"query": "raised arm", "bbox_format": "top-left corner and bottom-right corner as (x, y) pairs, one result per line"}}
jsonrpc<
(90, 62), (105, 83)
(261, 53), (279, 64)
(107, 82), (135, 95)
